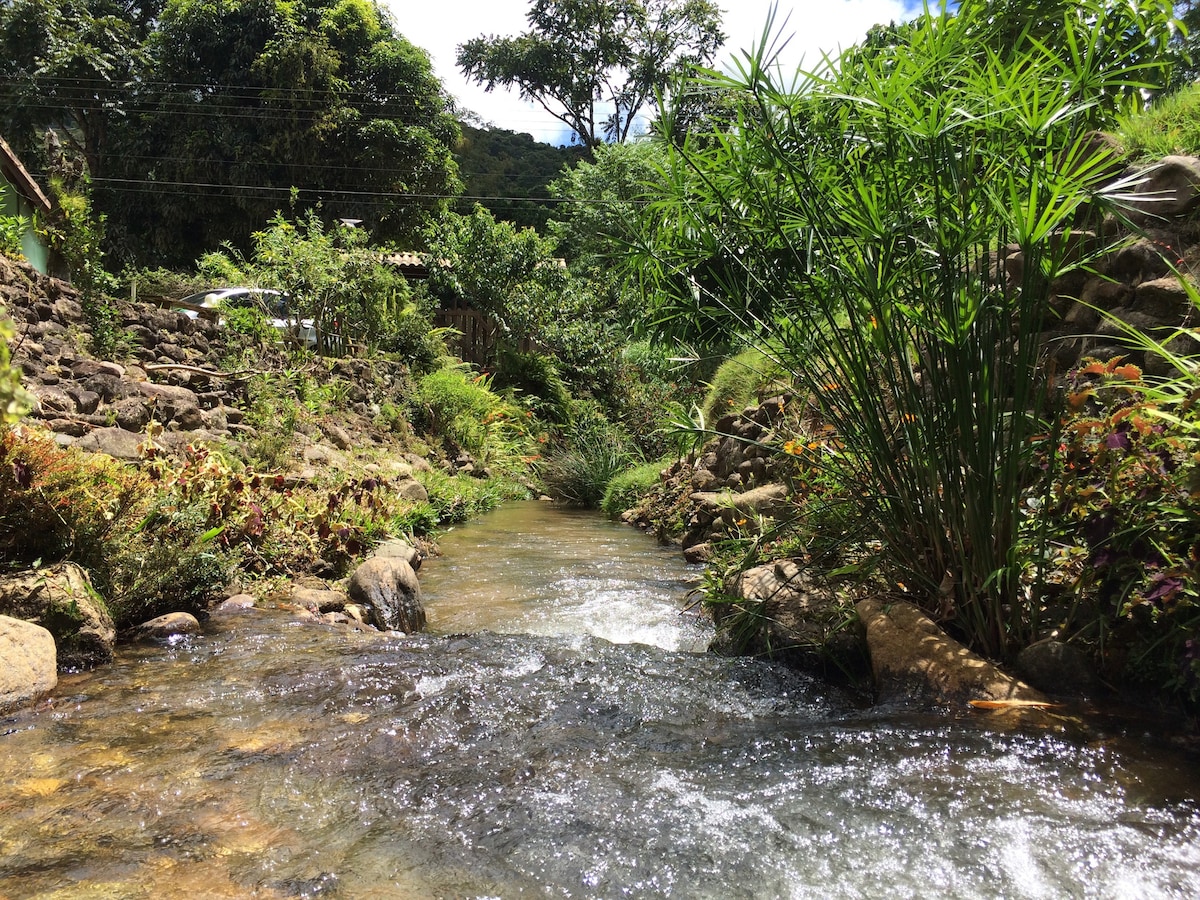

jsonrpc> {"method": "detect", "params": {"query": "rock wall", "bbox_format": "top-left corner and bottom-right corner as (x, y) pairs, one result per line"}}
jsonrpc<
(1030, 153), (1200, 377)
(0, 254), (416, 464)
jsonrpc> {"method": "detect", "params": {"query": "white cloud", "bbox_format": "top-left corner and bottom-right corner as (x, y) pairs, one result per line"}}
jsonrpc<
(383, 1), (919, 144)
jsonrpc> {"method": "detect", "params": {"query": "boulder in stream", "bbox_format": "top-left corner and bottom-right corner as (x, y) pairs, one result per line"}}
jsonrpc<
(372, 538), (423, 572)
(132, 612), (201, 641)
(856, 598), (1047, 708)
(0, 615), (57, 713)
(347, 557), (425, 634)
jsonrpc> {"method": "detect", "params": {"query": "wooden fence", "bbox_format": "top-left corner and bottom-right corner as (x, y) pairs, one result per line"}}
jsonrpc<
(434, 300), (535, 368)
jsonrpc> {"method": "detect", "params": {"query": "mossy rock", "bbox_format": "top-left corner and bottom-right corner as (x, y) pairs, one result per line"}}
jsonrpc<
(0, 563), (115, 669)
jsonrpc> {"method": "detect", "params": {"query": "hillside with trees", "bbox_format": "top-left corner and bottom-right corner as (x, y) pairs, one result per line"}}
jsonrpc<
(454, 124), (584, 231)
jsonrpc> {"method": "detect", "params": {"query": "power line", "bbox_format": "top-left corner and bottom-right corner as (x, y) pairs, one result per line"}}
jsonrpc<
(78, 174), (643, 207)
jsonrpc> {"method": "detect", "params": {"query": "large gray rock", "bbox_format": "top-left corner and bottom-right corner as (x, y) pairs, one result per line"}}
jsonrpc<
(347, 557), (425, 633)
(373, 538), (423, 571)
(0, 564), (116, 669)
(395, 478), (429, 503)
(74, 426), (146, 461)
(1126, 155), (1200, 222)
(1016, 639), (1098, 695)
(691, 483), (792, 524)
(137, 381), (201, 422)
(0, 615), (57, 713)
(856, 598), (1047, 709)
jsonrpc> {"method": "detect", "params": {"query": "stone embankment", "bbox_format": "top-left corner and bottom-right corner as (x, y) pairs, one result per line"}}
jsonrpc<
(0, 256), (440, 711)
(0, 256), (417, 470)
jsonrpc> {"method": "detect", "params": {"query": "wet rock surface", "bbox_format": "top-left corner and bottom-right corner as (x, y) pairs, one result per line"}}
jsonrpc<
(856, 598), (1047, 708)
(0, 614), (57, 713)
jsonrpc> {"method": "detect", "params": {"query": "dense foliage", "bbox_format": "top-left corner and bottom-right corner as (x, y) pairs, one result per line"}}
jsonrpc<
(198, 208), (441, 362)
(631, 0), (1180, 662)
(0, 0), (461, 267)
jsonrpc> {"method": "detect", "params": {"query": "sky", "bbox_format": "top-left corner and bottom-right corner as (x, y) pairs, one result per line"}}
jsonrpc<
(384, 1), (921, 145)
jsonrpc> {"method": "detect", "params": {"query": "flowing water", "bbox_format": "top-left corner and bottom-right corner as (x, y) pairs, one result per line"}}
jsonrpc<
(2, 501), (1199, 899)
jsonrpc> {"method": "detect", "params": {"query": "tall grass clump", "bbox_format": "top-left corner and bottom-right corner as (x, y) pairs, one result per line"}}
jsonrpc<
(416, 365), (532, 471)
(1118, 81), (1200, 161)
(538, 402), (641, 507)
(700, 346), (789, 425)
(601, 458), (670, 517)
(633, 0), (1177, 661)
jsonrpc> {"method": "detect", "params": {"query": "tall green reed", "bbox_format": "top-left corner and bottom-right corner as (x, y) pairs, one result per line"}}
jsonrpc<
(632, 1), (1174, 660)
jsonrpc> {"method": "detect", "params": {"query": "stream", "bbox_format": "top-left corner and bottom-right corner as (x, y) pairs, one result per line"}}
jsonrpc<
(2, 501), (1199, 898)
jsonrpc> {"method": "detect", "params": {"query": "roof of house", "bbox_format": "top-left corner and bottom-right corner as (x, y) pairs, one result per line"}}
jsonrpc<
(0, 134), (51, 214)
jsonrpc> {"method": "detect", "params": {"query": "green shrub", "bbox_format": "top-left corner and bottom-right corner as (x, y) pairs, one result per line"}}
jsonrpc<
(700, 347), (788, 426)
(606, 341), (707, 460)
(601, 458), (667, 516)
(492, 346), (572, 425)
(1119, 82), (1200, 161)
(416, 365), (530, 469)
(416, 468), (530, 524)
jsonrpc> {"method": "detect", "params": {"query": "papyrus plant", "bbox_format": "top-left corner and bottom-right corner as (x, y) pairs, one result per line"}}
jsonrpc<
(632, 1), (1176, 660)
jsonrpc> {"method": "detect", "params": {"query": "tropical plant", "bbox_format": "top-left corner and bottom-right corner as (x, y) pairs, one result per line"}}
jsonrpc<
(457, 0), (725, 150)
(0, 185), (29, 259)
(492, 346), (573, 426)
(1032, 356), (1200, 702)
(632, 1), (1176, 660)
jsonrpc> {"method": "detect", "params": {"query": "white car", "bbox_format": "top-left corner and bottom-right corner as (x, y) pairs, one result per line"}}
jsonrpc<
(173, 287), (318, 350)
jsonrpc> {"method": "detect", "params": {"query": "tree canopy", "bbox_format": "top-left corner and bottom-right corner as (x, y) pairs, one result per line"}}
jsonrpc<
(0, 0), (462, 268)
(457, 0), (725, 150)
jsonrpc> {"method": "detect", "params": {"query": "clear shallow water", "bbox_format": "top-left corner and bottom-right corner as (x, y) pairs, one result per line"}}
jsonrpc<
(1, 502), (1198, 899)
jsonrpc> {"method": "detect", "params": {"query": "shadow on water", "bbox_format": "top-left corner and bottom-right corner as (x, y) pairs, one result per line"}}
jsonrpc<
(2, 502), (1199, 898)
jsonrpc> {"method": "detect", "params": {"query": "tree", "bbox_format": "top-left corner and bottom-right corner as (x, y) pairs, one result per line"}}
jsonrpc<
(425, 205), (567, 341)
(100, 0), (463, 267)
(457, 0), (724, 151)
(547, 140), (663, 329)
(424, 206), (622, 394)
(0, 0), (155, 175)
(4, 0), (463, 268)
